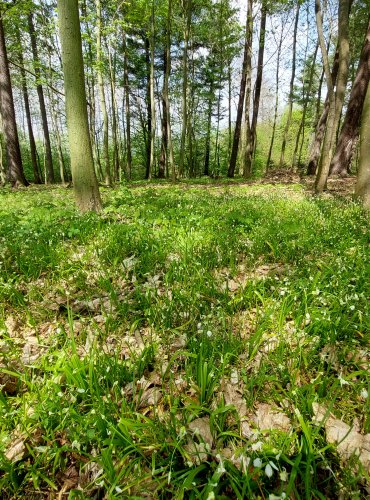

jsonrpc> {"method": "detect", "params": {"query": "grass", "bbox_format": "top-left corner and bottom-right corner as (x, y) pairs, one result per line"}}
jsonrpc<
(0, 181), (369, 498)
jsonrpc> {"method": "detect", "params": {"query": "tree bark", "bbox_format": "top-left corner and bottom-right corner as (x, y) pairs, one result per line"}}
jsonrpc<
(0, 11), (28, 186)
(245, 1), (266, 176)
(57, 0), (101, 212)
(228, 0), (253, 178)
(28, 12), (54, 184)
(149, 2), (156, 179)
(330, 19), (370, 176)
(16, 29), (42, 183)
(122, 30), (132, 180)
(279, 3), (300, 167)
(355, 79), (370, 208)
(241, 0), (253, 178)
(266, 22), (283, 170)
(179, 0), (191, 177)
(315, 0), (350, 192)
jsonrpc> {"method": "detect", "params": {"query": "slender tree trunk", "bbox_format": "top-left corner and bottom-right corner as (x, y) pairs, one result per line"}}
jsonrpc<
(228, 0), (253, 178)
(108, 48), (119, 181)
(57, 0), (101, 212)
(294, 42), (319, 168)
(164, 0), (175, 182)
(279, 3), (300, 167)
(16, 30), (42, 184)
(266, 25), (283, 170)
(28, 12), (54, 183)
(149, 2), (156, 179)
(159, 44), (168, 179)
(123, 31), (132, 180)
(204, 82), (213, 176)
(0, 12), (28, 186)
(179, 0), (191, 177)
(145, 37), (151, 179)
(95, 0), (111, 186)
(330, 19), (370, 176)
(246, 1), (266, 175)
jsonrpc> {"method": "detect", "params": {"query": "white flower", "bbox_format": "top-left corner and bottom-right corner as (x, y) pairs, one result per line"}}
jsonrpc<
(253, 458), (262, 468)
(349, 305), (355, 311)
(265, 463), (274, 478)
(279, 469), (288, 482)
(360, 388), (368, 399)
(115, 486), (123, 493)
(338, 374), (350, 387)
(206, 330), (212, 337)
(251, 441), (263, 451)
(206, 493), (215, 500)
(197, 323), (202, 330)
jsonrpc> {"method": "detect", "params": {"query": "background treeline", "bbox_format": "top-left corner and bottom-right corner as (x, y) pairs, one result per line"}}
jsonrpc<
(0, 0), (369, 190)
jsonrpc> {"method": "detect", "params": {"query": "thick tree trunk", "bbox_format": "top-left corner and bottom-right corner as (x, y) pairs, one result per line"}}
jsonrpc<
(314, 0), (336, 193)
(279, 3), (300, 167)
(355, 79), (370, 208)
(164, 0), (175, 182)
(241, 0), (253, 178)
(0, 12), (28, 186)
(57, 0), (101, 212)
(28, 12), (54, 184)
(330, 19), (370, 176)
(204, 82), (213, 176)
(228, 0), (253, 178)
(95, 0), (111, 186)
(159, 45), (168, 179)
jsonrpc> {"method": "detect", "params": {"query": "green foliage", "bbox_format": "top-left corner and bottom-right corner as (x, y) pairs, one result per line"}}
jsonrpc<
(0, 182), (369, 498)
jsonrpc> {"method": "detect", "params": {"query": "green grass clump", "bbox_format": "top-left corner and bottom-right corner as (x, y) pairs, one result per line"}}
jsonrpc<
(0, 182), (369, 498)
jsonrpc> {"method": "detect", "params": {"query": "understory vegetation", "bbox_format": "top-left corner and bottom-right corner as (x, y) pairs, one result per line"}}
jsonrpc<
(0, 181), (369, 498)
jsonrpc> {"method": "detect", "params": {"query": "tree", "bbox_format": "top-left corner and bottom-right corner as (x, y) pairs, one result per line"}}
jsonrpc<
(355, 78), (370, 208)
(0, 8), (28, 187)
(57, 0), (101, 212)
(330, 19), (370, 176)
(28, 10), (55, 184)
(227, 0), (253, 178)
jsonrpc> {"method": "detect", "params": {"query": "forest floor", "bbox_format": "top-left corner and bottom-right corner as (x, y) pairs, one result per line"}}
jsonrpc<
(0, 178), (369, 499)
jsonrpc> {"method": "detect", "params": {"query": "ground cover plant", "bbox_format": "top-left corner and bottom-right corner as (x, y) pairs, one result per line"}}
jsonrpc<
(0, 181), (369, 499)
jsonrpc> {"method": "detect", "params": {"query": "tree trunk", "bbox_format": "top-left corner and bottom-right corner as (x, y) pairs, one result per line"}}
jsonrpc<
(123, 30), (132, 180)
(241, 0), (253, 178)
(355, 79), (370, 208)
(228, 0), (253, 178)
(149, 2), (156, 179)
(165, 0), (175, 182)
(330, 19), (370, 176)
(0, 12), (28, 186)
(16, 30), (42, 184)
(266, 23), (283, 170)
(159, 44), (168, 179)
(95, 0), (111, 186)
(204, 82), (213, 176)
(145, 36), (151, 179)
(179, 0), (191, 177)
(245, 1), (266, 175)
(279, 3), (300, 167)
(57, 0), (101, 212)
(28, 12), (54, 184)
(315, 0), (350, 192)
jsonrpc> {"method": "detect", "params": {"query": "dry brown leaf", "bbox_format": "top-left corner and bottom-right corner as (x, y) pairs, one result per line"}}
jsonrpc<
(184, 442), (209, 466)
(223, 383), (247, 417)
(5, 436), (26, 462)
(312, 403), (370, 471)
(137, 387), (162, 409)
(188, 416), (213, 448)
(253, 403), (291, 433)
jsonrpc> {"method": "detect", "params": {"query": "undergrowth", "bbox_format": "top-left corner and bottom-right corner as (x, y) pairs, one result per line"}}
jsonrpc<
(0, 182), (369, 498)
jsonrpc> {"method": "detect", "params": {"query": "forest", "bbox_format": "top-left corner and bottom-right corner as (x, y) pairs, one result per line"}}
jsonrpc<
(0, 0), (369, 498)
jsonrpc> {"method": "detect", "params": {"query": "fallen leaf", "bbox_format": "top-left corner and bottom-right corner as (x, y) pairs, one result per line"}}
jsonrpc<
(188, 417), (213, 448)
(5, 436), (26, 462)
(253, 403), (291, 432)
